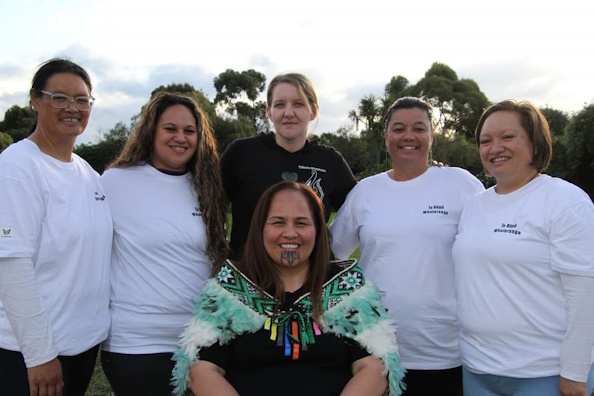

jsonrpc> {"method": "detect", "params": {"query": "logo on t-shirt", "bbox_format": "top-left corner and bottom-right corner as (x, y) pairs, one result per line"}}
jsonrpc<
(94, 191), (106, 201)
(493, 223), (521, 235)
(281, 172), (298, 182)
(1, 228), (12, 238)
(192, 207), (202, 217)
(298, 166), (326, 201)
(422, 205), (449, 215)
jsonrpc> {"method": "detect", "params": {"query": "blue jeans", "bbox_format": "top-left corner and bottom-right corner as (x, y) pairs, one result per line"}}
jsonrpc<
(463, 365), (594, 396)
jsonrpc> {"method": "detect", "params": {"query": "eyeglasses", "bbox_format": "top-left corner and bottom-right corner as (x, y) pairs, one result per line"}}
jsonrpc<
(39, 90), (95, 111)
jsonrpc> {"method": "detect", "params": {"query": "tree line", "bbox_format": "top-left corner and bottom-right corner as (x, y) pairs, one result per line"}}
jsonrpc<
(1, 63), (593, 197)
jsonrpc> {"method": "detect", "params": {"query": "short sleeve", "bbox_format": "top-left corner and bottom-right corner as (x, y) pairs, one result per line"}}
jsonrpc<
(550, 201), (594, 276)
(328, 149), (356, 211)
(198, 341), (231, 371)
(220, 140), (240, 201)
(346, 338), (370, 363)
(0, 176), (44, 258)
(329, 188), (360, 260)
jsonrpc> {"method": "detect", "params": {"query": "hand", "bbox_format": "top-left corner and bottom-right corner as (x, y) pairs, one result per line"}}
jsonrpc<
(431, 160), (446, 167)
(27, 358), (63, 396)
(559, 376), (587, 396)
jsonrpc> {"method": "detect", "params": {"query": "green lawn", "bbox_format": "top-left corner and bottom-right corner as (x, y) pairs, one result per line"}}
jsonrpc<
(87, 354), (112, 395)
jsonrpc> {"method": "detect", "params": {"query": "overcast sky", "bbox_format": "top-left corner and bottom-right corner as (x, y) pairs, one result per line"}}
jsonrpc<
(1, 0), (592, 145)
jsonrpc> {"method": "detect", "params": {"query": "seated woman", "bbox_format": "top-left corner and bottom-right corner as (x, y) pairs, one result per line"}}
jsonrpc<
(172, 182), (405, 396)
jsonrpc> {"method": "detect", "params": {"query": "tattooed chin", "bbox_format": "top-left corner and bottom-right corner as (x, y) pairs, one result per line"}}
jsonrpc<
(280, 251), (300, 266)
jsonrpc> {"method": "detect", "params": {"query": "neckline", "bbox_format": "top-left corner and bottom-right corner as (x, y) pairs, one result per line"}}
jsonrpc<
(387, 164), (430, 182)
(494, 172), (540, 194)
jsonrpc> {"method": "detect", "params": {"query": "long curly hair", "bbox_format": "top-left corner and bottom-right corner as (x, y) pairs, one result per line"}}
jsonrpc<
(109, 92), (228, 268)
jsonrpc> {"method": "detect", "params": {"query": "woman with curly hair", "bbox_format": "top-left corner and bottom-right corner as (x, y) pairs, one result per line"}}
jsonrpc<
(99, 92), (228, 395)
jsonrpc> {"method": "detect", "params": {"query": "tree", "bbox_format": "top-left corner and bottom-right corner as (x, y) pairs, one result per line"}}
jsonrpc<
(74, 122), (130, 174)
(151, 83), (198, 97)
(349, 94), (385, 165)
(317, 126), (370, 175)
(408, 62), (489, 140)
(213, 69), (269, 134)
(148, 82), (255, 154)
(211, 116), (255, 155)
(540, 107), (569, 136)
(384, 75), (409, 104)
(348, 62), (490, 174)
(0, 105), (35, 142)
(432, 134), (485, 183)
(564, 103), (594, 198)
(150, 83), (216, 119)
(546, 135), (569, 180)
(0, 131), (13, 153)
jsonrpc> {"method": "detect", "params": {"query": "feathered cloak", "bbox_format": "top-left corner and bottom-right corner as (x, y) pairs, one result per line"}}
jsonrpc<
(172, 259), (405, 395)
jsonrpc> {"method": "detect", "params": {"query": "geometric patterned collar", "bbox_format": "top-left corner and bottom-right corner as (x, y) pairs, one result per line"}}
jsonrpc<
(215, 258), (365, 318)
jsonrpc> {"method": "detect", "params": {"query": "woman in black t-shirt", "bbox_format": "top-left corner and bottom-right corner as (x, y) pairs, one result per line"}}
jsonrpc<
(172, 182), (405, 396)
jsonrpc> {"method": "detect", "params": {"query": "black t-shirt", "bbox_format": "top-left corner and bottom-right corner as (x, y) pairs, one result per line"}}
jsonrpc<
(221, 133), (356, 258)
(199, 285), (369, 395)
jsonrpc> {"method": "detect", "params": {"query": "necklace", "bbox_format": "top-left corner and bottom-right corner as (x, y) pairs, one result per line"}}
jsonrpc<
(495, 172), (540, 194)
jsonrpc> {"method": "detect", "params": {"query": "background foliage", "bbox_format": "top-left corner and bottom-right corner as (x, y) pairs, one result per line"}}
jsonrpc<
(1, 62), (592, 198)
(1, 64), (593, 394)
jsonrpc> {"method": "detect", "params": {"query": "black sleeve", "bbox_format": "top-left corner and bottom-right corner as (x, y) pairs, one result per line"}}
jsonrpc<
(328, 148), (357, 211)
(198, 342), (231, 371)
(346, 338), (371, 364)
(220, 139), (240, 201)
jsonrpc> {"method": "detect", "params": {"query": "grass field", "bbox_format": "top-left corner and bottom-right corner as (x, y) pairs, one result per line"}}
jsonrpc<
(87, 354), (112, 395)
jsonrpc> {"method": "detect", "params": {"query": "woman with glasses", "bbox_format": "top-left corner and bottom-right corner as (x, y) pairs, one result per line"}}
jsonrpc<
(0, 58), (112, 395)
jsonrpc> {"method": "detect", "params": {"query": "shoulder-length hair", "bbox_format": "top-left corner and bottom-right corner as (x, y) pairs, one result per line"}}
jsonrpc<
(109, 92), (228, 268)
(475, 99), (552, 172)
(236, 181), (330, 318)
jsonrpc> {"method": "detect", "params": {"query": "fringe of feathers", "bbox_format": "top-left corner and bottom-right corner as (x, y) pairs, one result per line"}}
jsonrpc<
(171, 267), (405, 396)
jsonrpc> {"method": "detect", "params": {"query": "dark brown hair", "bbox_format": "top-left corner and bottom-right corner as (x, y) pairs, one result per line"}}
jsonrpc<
(236, 181), (330, 318)
(28, 58), (93, 134)
(383, 96), (434, 131)
(475, 100), (552, 172)
(110, 92), (228, 268)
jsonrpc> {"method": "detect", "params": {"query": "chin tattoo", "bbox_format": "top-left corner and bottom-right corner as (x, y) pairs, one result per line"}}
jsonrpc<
(280, 251), (300, 266)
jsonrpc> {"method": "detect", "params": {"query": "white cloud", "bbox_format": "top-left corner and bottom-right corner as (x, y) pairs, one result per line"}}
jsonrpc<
(1, 0), (593, 144)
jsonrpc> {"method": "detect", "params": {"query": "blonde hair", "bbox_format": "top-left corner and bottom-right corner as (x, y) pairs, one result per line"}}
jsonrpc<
(266, 73), (319, 119)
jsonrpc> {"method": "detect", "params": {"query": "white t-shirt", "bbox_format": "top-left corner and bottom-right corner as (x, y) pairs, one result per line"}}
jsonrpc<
(0, 139), (112, 355)
(452, 174), (594, 378)
(100, 165), (212, 354)
(330, 167), (484, 369)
